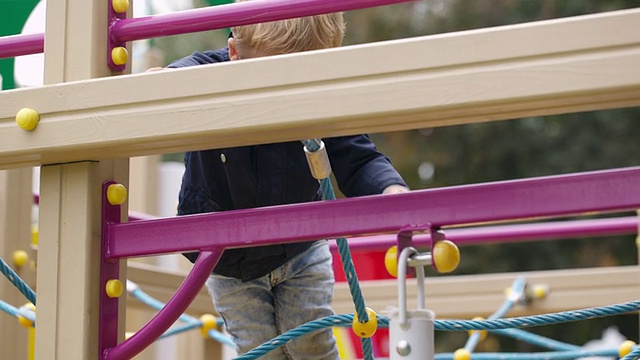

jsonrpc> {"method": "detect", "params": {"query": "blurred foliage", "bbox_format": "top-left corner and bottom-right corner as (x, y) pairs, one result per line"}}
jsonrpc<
(148, 0), (640, 349)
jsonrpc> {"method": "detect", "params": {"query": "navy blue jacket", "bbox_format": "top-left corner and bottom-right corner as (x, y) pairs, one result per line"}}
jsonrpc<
(169, 49), (407, 281)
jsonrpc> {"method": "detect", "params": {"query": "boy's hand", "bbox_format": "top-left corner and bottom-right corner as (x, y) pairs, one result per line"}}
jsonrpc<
(146, 67), (166, 72)
(382, 184), (409, 195)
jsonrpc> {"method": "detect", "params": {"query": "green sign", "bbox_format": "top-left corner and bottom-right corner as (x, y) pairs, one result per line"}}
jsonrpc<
(0, 0), (40, 90)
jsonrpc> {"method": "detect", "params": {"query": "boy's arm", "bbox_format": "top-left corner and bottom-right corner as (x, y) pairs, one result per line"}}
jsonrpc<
(324, 135), (408, 197)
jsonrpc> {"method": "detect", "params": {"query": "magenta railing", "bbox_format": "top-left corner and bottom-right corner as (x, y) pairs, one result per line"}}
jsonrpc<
(102, 166), (640, 359)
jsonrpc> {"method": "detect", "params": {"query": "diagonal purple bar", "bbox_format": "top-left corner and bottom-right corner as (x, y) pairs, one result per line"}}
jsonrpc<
(0, 33), (44, 59)
(103, 250), (221, 360)
(108, 167), (640, 259)
(110, 0), (414, 43)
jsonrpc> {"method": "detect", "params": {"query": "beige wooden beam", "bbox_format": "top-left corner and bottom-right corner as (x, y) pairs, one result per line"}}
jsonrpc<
(127, 261), (639, 321)
(33, 0), (130, 359)
(1, 9), (639, 169)
(334, 266), (640, 319)
(36, 161), (129, 360)
(0, 168), (34, 360)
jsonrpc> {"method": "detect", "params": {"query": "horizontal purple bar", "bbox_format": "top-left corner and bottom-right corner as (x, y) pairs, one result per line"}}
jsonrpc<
(111, 0), (413, 43)
(108, 167), (640, 258)
(0, 33), (44, 59)
(337, 216), (639, 252)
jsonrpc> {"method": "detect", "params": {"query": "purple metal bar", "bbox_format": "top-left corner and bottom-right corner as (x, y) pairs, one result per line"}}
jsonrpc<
(99, 182), (123, 358)
(110, 0), (414, 43)
(103, 250), (221, 360)
(337, 216), (639, 252)
(107, 167), (640, 258)
(0, 33), (44, 59)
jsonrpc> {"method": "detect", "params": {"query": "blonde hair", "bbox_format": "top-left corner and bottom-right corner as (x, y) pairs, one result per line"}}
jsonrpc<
(232, 0), (345, 57)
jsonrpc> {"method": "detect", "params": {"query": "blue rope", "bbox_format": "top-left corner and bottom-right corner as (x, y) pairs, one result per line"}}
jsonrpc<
(127, 281), (233, 347)
(490, 328), (581, 351)
(0, 298), (20, 318)
(234, 299), (640, 359)
(435, 348), (620, 360)
(622, 346), (640, 360)
(0, 256), (36, 305)
(301, 139), (372, 360)
(464, 277), (527, 352)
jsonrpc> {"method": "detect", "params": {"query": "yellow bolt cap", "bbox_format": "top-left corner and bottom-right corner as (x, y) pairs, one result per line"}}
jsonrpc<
(111, 47), (128, 66)
(433, 240), (460, 273)
(200, 314), (217, 338)
(619, 340), (636, 358)
(352, 307), (378, 338)
(106, 279), (124, 298)
(468, 317), (487, 341)
(17, 303), (35, 328)
(107, 183), (128, 205)
(16, 108), (40, 131)
(112, 0), (129, 13)
(13, 250), (29, 267)
(453, 348), (471, 360)
(384, 246), (398, 278)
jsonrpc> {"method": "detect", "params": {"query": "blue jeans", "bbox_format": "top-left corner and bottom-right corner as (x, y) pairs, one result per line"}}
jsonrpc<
(206, 240), (339, 359)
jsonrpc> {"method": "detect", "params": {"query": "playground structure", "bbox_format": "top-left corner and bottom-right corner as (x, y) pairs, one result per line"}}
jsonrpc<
(0, 0), (640, 359)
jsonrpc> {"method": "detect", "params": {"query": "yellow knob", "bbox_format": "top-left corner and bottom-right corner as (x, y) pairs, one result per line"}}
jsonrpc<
(15, 108), (40, 131)
(453, 348), (471, 360)
(111, 47), (128, 66)
(13, 250), (29, 267)
(105, 279), (124, 298)
(112, 0), (129, 13)
(17, 303), (36, 328)
(432, 240), (460, 273)
(352, 307), (377, 338)
(384, 246), (398, 278)
(200, 313), (217, 338)
(531, 284), (550, 300)
(107, 183), (127, 205)
(619, 340), (636, 358)
(467, 316), (487, 341)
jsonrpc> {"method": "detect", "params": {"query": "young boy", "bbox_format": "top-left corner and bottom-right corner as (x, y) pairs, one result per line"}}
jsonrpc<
(167, 2), (408, 358)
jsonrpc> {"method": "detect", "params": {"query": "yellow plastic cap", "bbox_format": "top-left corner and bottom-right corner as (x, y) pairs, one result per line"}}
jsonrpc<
(112, 0), (129, 13)
(468, 316), (487, 341)
(13, 250), (29, 267)
(111, 47), (128, 66)
(17, 303), (36, 328)
(352, 307), (378, 338)
(105, 279), (124, 298)
(200, 314), (217, 338)
(453, 348), (471, 360)
(384, 246), (398, 278)
(619, 340), (636, 358)
(16, 108), (40, 131)
(107, 183), (128, 205)
(432, 240), (460, 273)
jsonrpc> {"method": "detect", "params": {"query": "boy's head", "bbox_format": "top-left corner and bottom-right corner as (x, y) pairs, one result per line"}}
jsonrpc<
(229, 0), (345, 60)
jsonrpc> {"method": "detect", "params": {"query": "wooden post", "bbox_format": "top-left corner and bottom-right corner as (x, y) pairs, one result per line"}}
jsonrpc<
(0, 168), (34, 360)
(34, 0), (130, 359)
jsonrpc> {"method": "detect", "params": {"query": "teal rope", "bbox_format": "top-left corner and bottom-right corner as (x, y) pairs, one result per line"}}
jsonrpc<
(490, 328), (581, 351)
(127, 281), (233, 347)
(301, 139), (373, 360)
(464, 277), (527, 352)
(436, 300), (640, 331)
(0, 256), (36, 305)
(435, 348), (619, 360)
(234, 299), (640, 359)
(0, 298), (20, 318)
(622, 346), (640, 360)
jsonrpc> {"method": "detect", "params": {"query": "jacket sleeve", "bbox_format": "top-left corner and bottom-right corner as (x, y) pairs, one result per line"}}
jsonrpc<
(166, 48), (230, 68)
(324, 135), (407, 197)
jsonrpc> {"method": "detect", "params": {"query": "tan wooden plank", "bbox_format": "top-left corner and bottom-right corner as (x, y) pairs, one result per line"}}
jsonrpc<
(0, 9), (638, 169)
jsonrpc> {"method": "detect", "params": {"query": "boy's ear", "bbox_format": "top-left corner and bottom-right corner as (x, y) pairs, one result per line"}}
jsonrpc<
(228, 37), (240, 61)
